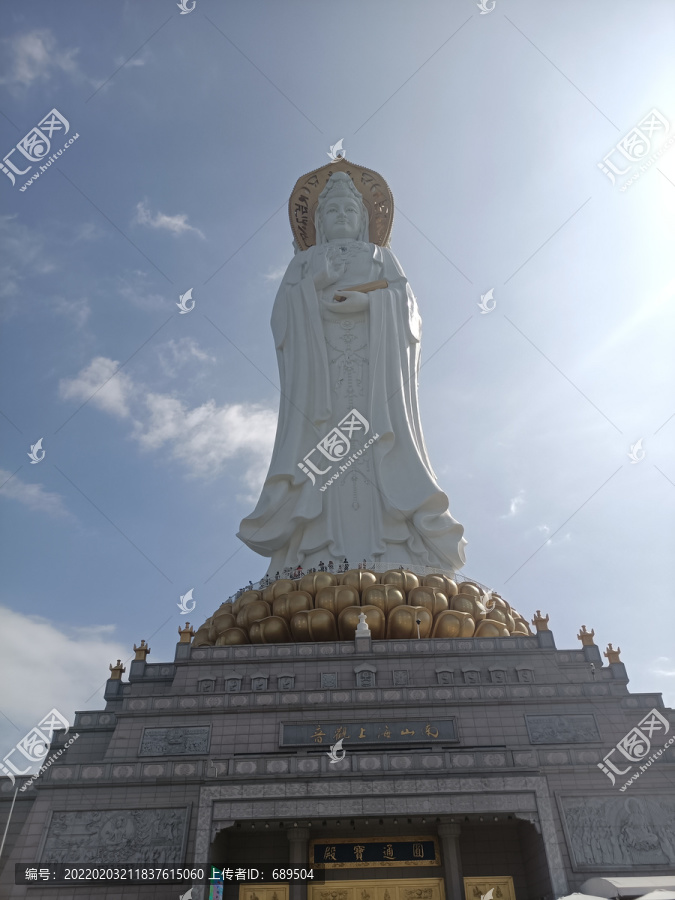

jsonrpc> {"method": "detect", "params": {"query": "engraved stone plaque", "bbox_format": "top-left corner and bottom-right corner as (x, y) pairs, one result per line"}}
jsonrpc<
(526, 715), (600, 744)
(393, 670), (410, 686)
(41, 807), (189, 864)
(140, 726), (210, 756)
(321, 672), (338, 688)
(356, 670), (375, 688)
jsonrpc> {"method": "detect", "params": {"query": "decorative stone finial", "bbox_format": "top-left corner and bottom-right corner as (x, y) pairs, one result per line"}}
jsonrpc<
(531, 610), (550, 632)
(109, 660), (126, 680)
(604, 643), (622, 664)
(133, 640), (150, 661)
(178, 622), (196, 644)
(577, 625), (595, 647)
(355, 612), (370, 636)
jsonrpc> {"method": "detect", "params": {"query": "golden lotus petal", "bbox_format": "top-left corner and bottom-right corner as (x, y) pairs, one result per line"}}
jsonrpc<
(386, 605), (433, 639)
(232, 590), (261, 615)
(456, 582), (481, 598)
(382, 569), (420, 591)
(306, 608), (338, 642)
(431, 609), (476, 639)
(262, 579), (297, 603)
(214, 627), (249, 645)
(235, 600), (271, 629)
(298, 572), (337, 595)
(474, 619), (510, 638)
(362, 584), (406, 615)
(212, 612), (236, 635)
(340, 569), (379, 590)
(421, 573), (458, 596)
(338, 605), (385, 641)
(289, 610), (312, 642)
(257, 616), (293, 643)
(272, 591), (314, 621)
(315, 585), (360, 617)
(192, 627), (213, 647)
(408, 586), (448, 617)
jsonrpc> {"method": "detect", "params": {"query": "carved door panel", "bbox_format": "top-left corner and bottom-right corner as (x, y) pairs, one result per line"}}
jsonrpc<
(308, 877), (445, 900)
(463, 876), (515, 900)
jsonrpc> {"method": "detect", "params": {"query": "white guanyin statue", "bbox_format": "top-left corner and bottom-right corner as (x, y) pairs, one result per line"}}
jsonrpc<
(238, 161), (466, 575)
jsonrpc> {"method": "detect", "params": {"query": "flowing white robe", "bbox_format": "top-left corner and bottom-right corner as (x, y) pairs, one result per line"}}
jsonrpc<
(237, 239), (467, 574)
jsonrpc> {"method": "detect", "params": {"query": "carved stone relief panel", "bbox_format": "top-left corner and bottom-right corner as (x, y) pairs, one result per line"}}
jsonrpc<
(560, 795), (675, 869)
(251, 676), (268, 692)
(321, 673), (338, 689)
(517, 668), (534, 683)
(393, 670), (410, 686)
(436, 670), (453, 685)
(356, 670), (375, 688)
(526, 715), (600, 744)
(140, 726), (210, 756)
(41, 807), (189, 865)
(489, 669), (507, 684)
(225, 677), (242, 693)
(198, 678), (216, 693)
(463, 669), (480, 685)
(277, 675), (295, 691)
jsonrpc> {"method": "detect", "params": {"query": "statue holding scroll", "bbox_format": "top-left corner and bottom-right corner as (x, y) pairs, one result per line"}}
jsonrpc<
(238, 161), (466, 574)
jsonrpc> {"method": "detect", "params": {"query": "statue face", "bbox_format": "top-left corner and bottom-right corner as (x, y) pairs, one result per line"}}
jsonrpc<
(320, 194), (363, 241)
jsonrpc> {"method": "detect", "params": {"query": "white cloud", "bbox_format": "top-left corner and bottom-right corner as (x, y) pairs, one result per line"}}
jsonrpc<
(117, 271), (168, 311)
(52, 296), (90, 329)
(0, 30), (81, 89)
(133, 200), (205, 239)
(157, 338), (215, 376)
(134, 394), (276, 489)
(264, 266), (287, 283)
(0, 215), (55, 310)
(652, 657), (675, 678)
(0, 469), (69, 518)
(59, 356), (277, 491)
(501, 489), (525, 518)
(0, 605), (126, 756)
(59, 356), (134, 419)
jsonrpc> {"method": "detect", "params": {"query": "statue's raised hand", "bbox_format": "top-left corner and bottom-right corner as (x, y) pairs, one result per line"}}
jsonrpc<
(313, 249), (346, 292)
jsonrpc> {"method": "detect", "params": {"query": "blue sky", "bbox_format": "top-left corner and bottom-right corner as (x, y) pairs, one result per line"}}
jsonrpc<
(1, 0), (674, 754)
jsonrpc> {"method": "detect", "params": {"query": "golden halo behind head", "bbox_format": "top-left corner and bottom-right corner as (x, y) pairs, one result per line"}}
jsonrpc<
(289, 158), (394, 251)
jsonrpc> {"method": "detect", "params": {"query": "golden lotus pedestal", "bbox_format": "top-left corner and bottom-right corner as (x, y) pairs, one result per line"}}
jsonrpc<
(192, 568), (532, 649)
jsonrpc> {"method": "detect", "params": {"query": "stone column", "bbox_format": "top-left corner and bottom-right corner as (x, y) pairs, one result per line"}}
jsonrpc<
(438, 823), (463, 900)
(287, 827), (310, 900)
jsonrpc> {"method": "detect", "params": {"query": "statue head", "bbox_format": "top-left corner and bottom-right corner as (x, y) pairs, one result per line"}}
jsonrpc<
(315, 172), (369, 243)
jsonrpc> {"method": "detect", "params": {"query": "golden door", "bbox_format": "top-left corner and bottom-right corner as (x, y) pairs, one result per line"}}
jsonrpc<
(308, 876), (446, 900)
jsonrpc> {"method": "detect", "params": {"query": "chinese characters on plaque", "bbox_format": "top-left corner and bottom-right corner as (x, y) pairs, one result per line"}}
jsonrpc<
(280, 719), (457, 747)
(310, 838), (439, 868)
